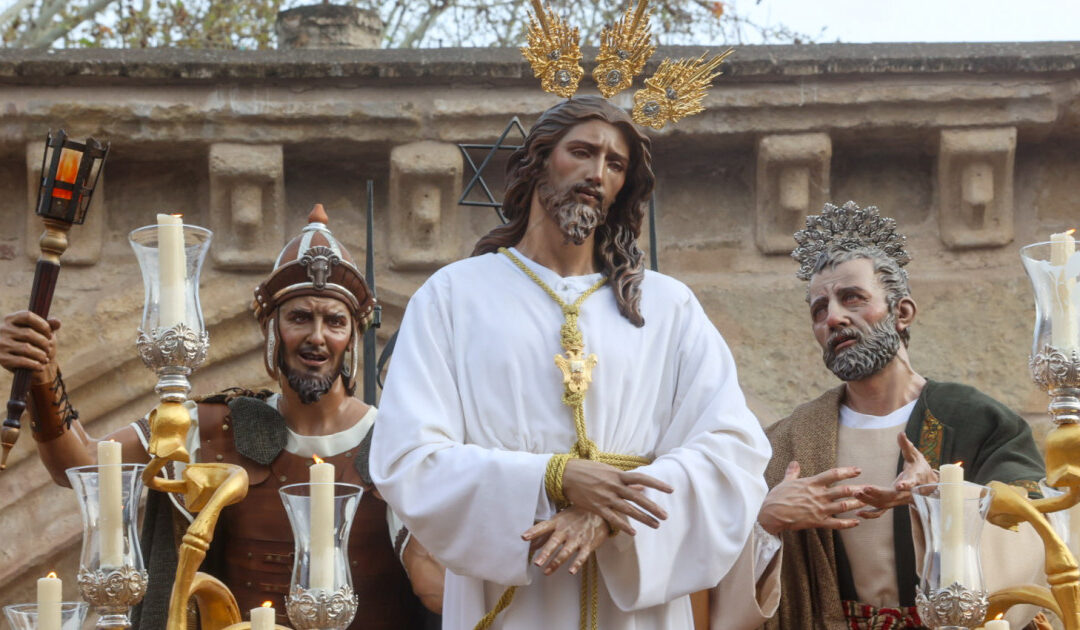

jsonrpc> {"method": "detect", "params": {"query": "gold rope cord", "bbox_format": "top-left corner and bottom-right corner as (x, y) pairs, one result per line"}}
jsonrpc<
(472, 248), (651, 630)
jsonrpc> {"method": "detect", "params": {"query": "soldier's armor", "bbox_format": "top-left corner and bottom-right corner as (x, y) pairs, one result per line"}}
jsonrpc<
(196, 400), (424, 630)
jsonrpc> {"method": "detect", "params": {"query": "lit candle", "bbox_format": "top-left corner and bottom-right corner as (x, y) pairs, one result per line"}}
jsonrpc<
(939, 462), (965, 587)
(98, 440), (124, 568)
(50, 149), (79, 201)
(251, 601), (275, 630)
(985, 615), (1010, 630)
(157, 213), (186, 330)
(37, 572), (62, 630)
(1050, 230), (1078, 352)
(309, 455), (335, 591)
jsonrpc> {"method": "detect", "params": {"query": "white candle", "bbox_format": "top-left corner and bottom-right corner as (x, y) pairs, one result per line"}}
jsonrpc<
(251, 601), (275, 630)
(309, 457), (335, 591)
(1051, 230), (1078, 352)
(939, 463), (965, 587)
(985, 618), (1010, 630)
(157, 213), (186, 330)
(98, 440), (124, 568)
(37, 572), (62, 630)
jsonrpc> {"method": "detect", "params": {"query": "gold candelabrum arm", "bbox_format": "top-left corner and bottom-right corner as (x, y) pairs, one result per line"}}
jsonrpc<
(141, 400), (251, 630)
(986, 477), (1080, 629)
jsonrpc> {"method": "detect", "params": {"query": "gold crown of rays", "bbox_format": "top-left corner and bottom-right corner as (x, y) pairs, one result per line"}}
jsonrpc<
(520, 0), (733, 130)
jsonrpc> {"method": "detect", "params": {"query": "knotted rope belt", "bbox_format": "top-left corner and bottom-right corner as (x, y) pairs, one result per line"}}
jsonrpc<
(473, 249), (651, 630)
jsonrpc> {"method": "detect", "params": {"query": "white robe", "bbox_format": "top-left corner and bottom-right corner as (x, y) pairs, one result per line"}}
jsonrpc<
(371, 249), (774, 629)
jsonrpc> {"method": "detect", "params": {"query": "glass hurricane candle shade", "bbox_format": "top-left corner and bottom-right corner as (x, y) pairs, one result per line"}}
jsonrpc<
(1022, 242), (1080, 423)
(129, 223), (212, 402)
(912, 482), (994, 629)
(65, 464), (148, 629)
(4, 603), (88, 630)
(280, 483), (363, 630)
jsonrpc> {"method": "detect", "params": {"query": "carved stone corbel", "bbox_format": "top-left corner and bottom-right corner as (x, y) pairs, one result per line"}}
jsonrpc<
(208, 143), (285, 270)
(388, 141), (464, 270)
(755, 133), (832, 254)
(937, 127), (1016, 249)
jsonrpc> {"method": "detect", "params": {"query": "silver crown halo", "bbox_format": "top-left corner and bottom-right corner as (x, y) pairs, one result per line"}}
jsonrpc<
(791, 200), (911, 281)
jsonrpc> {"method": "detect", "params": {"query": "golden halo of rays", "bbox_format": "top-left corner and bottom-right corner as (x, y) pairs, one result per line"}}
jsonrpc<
(520, 0), (584, 99)
(632, 49), (734, 130)
(592, 0), (656, 98)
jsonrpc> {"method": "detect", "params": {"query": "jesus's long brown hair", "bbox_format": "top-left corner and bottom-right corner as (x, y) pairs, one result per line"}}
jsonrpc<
(472, 96), (655, 327)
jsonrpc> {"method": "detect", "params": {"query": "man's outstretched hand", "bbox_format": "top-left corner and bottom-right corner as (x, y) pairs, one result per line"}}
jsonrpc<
(561, 458), (673, 536)
(854, 433), (938, 519)
(757, 461), (865, 535)
(522, 507), (609, 576)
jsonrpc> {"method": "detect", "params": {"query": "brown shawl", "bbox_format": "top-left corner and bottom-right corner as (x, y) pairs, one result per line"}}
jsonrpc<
(762, 386), (848, 630)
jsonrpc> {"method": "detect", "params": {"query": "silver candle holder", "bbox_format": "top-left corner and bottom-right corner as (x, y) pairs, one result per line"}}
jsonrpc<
(280, 483), (363, 630)
(129, 223), (212, 402)
(3, 602), (88, 630)
(912, 482), (994, 629)
(66, 464), (149, 629)
(1022, 241), (1080, 425)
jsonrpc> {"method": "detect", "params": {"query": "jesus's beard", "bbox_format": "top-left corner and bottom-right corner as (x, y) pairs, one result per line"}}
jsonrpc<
(822, 314), (902, 382)
(536, 179), (607, 246)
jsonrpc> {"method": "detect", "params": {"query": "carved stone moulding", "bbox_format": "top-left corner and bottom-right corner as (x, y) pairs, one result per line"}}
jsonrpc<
(915, 582), (989, 628)
(755, 133), (832, 255)
(937, 127), (1016, 249)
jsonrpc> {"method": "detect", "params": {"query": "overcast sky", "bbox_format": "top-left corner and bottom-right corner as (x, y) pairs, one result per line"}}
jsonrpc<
(735, 0), (1080, 43)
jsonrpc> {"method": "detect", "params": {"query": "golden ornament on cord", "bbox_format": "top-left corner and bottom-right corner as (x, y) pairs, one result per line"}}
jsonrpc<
(632, 49), (734, 130)
(520, 0), (584, 99)
(592, 0), (655, 98)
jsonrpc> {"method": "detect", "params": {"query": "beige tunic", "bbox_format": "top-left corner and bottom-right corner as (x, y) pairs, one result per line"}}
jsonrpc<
(836, 422), (904, 607)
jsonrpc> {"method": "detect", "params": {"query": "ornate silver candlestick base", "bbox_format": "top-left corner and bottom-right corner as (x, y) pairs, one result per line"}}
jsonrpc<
(915, 582), (989, 629)
(77, 566), (148, 629)
(136, 323), (209, 402)
(1030, 345), (1080, 425)
(285, 585), (358, 630)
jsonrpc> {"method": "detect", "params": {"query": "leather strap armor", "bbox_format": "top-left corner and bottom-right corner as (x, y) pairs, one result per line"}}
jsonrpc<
(28, 369), (78, 442)
(196, 400), (423, 629)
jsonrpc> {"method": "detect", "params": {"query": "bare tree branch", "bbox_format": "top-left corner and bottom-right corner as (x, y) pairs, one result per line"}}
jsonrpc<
(19, 0), (118, 46)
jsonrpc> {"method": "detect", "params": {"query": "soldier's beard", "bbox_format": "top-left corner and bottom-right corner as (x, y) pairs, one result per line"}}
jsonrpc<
(278, 350), (342, 404)
(537, 177), (607, 245)
(823, 314), (902, 382)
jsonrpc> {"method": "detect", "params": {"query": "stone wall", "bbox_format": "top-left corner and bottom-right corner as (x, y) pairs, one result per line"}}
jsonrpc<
(0, 42), (1078, 609)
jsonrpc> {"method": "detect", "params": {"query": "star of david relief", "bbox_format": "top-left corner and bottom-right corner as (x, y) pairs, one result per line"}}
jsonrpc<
(457, 116), (528, 224)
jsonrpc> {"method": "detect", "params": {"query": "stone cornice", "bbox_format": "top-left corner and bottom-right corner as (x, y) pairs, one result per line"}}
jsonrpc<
(0, 42), (1078, 86)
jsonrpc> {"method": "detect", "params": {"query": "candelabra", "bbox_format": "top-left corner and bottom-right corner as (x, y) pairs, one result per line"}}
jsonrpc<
(912, 482), (993, 629)
(280, 483), (363, 630)
(979, 238), (1080, 628)
(66, 464), (148, 629)
(130, 220), (250, 630)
